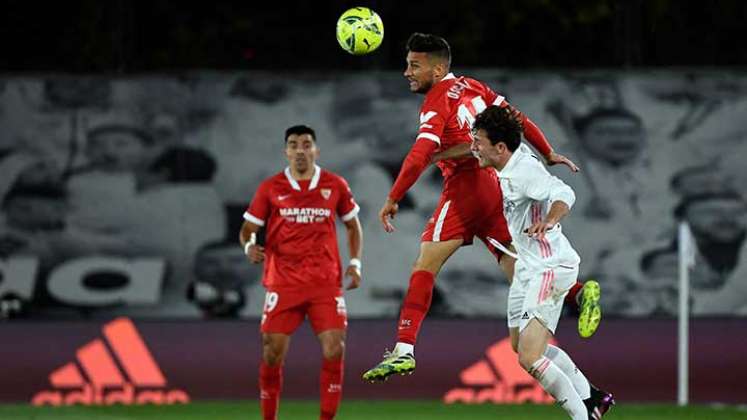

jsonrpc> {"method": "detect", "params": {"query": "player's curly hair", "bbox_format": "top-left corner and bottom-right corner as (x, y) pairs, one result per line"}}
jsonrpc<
(406, 33), (450, 66)
(472, 105), (523, 151)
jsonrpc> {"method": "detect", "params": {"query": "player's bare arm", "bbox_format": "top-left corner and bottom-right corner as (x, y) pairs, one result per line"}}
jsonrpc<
(545, 151), (580, 172)
(433, 143), (579, 172)
(343, 216), (363, 290)
(239, 220), (265, 263)
(431, 143), (471, 162)
(525, 200), (570, 240)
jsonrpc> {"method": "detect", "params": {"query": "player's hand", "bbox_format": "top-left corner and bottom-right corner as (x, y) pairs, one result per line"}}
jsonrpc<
(344, 265), (361, 290)
(525, 221), (555, 240)
(545, 151), (579, 172)
(246, 245), (265, 264)
(379, 198), (399, 233)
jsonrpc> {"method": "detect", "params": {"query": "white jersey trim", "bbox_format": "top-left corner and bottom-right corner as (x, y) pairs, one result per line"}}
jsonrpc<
(417, 132), (441, 145)
(433, 200), (451, 241)
(243, 211), (265, 227)
(283, 164), (321, 191)
(309, 164), (321, 190)
(341, 204), (360, 222)
(492, 95), (506, 106)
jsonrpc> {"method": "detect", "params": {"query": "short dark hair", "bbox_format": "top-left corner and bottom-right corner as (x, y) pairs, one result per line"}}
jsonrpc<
(406, 33), (451, 66)
(284, 125), (316, 143)
(472, 105), (523, 151)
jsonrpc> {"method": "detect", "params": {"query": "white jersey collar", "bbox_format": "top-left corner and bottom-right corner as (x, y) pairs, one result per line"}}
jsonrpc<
(284, 164), (322, 191)
(442, 72), (456, 81)
(495, 145), (527, 177)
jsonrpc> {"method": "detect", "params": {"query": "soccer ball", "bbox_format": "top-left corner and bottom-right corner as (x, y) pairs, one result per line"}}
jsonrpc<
(336, 7), (384, 55)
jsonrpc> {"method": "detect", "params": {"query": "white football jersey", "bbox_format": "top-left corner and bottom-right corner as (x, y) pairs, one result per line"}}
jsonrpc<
(495, 144), (581, 271)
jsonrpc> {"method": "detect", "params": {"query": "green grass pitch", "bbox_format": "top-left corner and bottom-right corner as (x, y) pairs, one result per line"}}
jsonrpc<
(1, 400), (746, 419)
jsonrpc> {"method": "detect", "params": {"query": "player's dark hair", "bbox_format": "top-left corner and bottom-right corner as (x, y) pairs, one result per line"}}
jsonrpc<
(472, 105), (523, 152)
(406, 33), (451, 66)
(284, 125), (316, 143)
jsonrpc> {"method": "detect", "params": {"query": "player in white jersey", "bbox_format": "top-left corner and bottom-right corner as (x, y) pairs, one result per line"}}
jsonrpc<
(469, 105), (614, 420)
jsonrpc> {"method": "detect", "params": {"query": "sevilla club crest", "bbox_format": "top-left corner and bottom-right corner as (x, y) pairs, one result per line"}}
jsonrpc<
(321, 189), (331, 200)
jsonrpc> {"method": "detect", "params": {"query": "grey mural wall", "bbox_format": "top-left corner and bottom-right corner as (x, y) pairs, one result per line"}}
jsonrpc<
(1, 71), (746, 319)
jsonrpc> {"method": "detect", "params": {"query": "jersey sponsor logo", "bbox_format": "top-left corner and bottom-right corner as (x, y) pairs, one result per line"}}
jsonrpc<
(278, 194), (291, 201)
(32, 317), (190, 406)
(443, 337), (554, 404)
(278, 207), (332, 224)
(321, 188), (332, 200)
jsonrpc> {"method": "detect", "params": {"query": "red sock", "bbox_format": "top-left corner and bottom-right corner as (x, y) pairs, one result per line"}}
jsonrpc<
(565, 281), (584, 310)
(319, 357), (344, 420)
(259, 362), (282, 420)
(397, 270), (435, 345)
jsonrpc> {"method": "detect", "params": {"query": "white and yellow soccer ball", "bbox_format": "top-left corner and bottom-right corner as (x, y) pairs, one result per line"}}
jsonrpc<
(336, 7), (384, 55)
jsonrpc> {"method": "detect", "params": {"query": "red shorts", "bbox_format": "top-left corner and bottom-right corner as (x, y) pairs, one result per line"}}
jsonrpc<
(421, 168), (511, 260)
(260, 287), (347, 335)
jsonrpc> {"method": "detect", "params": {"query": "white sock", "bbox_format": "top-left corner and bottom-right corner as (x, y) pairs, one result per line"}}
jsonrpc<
(529, 356), (587, 420)
(394, 342), (414, 356)
(545, 344), (591, 400)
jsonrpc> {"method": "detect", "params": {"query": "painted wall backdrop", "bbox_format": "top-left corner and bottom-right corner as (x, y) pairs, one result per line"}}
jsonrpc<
(1, 70), (746, 319)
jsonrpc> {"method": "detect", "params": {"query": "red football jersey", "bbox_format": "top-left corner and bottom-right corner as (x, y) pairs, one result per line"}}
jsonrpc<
(244, 165), (359, 290)
(416, 73), (506, 178)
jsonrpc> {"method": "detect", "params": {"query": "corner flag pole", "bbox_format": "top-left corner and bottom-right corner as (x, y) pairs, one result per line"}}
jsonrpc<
(677, 222), (695, 406)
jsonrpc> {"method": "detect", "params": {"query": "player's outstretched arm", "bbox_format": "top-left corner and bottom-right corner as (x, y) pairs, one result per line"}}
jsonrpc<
(544, 150), (579, 172)
(239, 220), (265, 263)
(343, 216), (363, 290)
(431, 143), (471, 163)
(384, 139), (438, 232)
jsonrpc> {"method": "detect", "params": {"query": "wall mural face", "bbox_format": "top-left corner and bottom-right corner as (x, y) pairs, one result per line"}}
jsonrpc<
(1, 71), (746, 319)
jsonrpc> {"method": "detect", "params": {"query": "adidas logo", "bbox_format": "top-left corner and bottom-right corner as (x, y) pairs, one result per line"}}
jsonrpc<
(32, 317), (190, 406)
(521, 312), (530, 320)
(443, 337), (554, 404)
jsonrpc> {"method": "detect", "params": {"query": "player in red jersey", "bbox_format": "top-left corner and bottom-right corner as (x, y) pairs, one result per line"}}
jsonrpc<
(362, 33), (595, 382)
(240, 125), (363, 420)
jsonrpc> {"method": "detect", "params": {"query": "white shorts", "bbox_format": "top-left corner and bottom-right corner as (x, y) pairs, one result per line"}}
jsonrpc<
(507, 262), (578, 334)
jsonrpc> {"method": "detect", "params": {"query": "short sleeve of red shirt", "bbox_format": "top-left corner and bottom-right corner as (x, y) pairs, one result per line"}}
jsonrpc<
(244, 181), (271, 226)
(335, 176), (360, 222)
